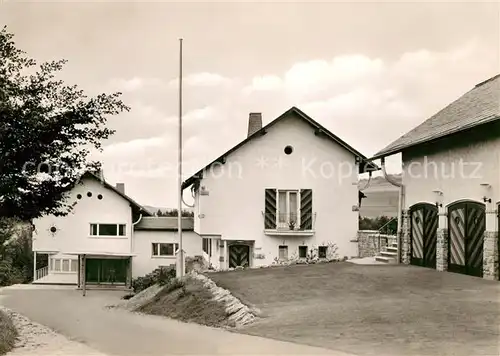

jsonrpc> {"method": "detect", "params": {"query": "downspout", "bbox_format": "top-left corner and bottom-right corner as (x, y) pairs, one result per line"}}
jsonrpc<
(359, 171), (373, 191)
(181, 188), (194, 208)
(131, 212), (143, 254)
(381, 157), (404, 264)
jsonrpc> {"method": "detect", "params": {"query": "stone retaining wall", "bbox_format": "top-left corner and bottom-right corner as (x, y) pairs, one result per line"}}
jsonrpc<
(189, 271), (258, 327)
(483, 231), (499, 280)
(436, 228), (448, 272)
(355, 230), (396, 258)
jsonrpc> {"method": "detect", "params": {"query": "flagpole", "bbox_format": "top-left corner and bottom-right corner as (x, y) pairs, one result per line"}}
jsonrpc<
(177, 38), (184, 278)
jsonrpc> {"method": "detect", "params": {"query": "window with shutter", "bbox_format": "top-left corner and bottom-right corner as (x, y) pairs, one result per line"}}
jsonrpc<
(300, 189), (313, 230)
(264, 189), (277, 229)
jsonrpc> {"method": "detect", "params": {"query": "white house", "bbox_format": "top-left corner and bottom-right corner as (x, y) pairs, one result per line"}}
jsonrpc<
(32, 171), (201, 287)
(181, 107), (377, 269)
(371, 74), (500, 280)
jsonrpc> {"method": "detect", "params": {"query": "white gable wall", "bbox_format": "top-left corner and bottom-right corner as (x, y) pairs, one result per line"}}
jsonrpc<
(33, 177), (133, 255)
(402, 136), (500, 208)
(194, 114), (360, 264)
(132, 230), (201, 277)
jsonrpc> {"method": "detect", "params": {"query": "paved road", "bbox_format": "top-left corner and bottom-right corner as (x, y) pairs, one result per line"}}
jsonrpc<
(0, 285), (354, 356)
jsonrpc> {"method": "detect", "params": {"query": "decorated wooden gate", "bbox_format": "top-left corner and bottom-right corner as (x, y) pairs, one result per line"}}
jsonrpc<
(229, 245), (250, 268)
(448, 201), (485, 277)
(410, 203), (438, 268)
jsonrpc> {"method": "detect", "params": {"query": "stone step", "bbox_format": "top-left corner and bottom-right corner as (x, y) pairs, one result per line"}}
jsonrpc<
(380, 251), (398, 258)
(386, 247), (398, 253)
(375, 256), (397, 264)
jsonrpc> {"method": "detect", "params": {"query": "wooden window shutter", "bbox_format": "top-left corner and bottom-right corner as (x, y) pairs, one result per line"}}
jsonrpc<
(300, 189), (313, 230)
(264, 188), (277, 229)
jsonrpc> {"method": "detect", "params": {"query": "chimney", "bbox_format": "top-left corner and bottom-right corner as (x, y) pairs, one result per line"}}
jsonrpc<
(247, 112), (262, 137)
(115, 183), (125, 194)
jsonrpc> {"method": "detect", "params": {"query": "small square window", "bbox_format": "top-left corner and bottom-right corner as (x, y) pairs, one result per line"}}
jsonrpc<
(298, 246), (308, 259)
(318, 246), (328, 259)
(118, 224), (126, 236)
(90, 224), (98, 236)
(278, 245), (288, 260)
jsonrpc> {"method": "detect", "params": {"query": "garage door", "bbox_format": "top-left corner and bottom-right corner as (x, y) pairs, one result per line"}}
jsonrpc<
(410, 203), (438, 269)
(448, 201), (485, 277)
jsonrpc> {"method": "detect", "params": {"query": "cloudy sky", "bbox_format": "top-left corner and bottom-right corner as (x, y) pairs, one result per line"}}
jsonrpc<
(2, 1), (499, 208)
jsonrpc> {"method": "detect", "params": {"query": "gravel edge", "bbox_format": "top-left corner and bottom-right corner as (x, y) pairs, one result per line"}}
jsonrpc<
(0, 306), (106, 356)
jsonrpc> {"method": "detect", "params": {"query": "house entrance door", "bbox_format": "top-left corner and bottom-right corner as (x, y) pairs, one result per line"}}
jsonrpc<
(228, 245), (250, 268)
(448, 201), (485, 277)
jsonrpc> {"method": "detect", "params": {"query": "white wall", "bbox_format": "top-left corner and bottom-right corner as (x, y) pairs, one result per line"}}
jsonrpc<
(194, 113), (360, 266)
(33, 177), (133, 255)
(132, 230), (201, 277)
(402, 135), (500, 209)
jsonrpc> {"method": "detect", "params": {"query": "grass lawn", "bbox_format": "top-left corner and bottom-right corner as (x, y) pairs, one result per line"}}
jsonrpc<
(0, 310), (17, 355)
(209, 262), (500, 356)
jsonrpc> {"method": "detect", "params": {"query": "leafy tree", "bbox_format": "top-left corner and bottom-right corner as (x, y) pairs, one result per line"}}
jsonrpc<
(0, 26), (128, 221)
(156, 209), (164, 217)
(0, 218), (35, 286)
(359, 216), (397, 234)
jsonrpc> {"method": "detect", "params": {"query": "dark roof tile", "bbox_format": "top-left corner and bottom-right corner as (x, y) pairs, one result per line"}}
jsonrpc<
(134, 217), (194, 231)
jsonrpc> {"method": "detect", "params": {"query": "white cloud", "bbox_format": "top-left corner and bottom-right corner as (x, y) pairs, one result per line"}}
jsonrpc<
(108, 77), (163, 92)
(237, 39), (497, 157)
(168, 72), (232, 88)
(283, 55), (385, 99)
(103, 137), (168, 157)
(184, 106), (217, 122)
(243, 75), (282, 94)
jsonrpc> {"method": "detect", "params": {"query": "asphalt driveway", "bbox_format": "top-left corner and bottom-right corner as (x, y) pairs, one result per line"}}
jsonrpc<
(209, 262), (500, 356)
(0, 285), (349, 356)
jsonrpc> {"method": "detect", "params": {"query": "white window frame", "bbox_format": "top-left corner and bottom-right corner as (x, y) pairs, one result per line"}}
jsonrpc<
(276, 189), (300, 229)
(202, 238), (212, 257)
(89, 223), (127, 238)
(50, 258), (78, 273)
(152, 243), (179, 258)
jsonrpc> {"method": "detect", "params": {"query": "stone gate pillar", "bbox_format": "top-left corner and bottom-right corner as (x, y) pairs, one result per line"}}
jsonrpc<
(483, 208), (499, 280)
(436, 209), (448, 272)
(401, 209), (411, 265)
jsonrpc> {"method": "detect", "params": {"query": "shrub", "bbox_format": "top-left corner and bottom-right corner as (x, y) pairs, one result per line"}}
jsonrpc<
(0, 311), (17, 355)
(0, 261), (24, 287)
(131, 266), (176, 293)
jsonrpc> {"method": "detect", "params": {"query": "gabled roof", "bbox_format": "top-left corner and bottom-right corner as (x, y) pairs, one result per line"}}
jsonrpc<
(82, 171), (152, 216)
(372, 74), (500, 159)
(134, 217), (194, 231)
(182, 106), (378, 189)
